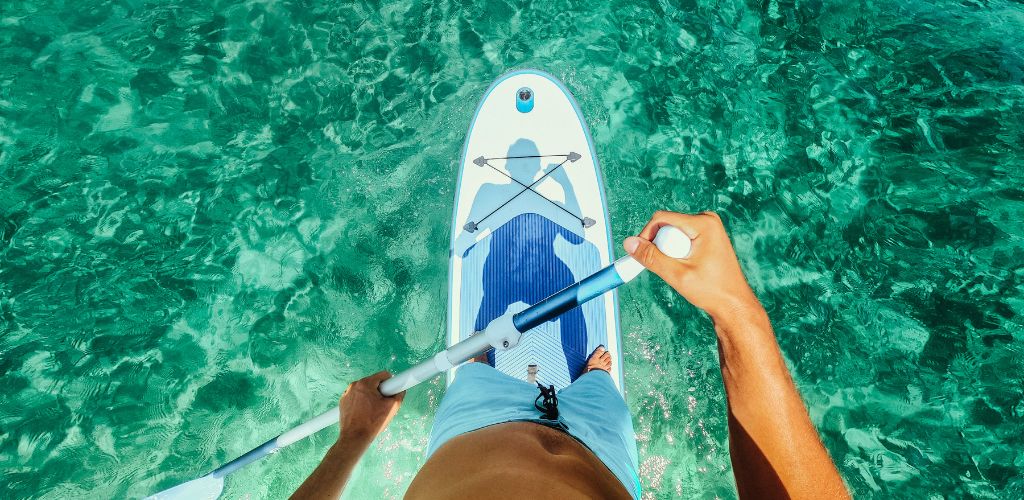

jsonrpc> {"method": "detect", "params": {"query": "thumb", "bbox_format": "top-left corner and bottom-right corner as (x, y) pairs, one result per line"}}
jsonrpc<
(624, 236), (674, 278)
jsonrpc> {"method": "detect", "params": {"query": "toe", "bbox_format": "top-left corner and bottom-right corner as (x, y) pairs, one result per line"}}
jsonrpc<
(585, 346), (613, 374)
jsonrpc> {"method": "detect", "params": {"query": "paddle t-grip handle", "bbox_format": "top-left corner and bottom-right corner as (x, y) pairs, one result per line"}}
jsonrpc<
(652, 225), (691, 259)
(613, 225), (692, 283)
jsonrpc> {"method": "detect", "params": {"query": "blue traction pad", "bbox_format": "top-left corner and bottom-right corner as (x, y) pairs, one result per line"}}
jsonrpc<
(461, 213), (605, 384)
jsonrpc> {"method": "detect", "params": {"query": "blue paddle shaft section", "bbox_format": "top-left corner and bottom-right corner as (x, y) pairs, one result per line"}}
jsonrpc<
(211, 437), (278, 478)
(513, 266), (624, 333)
(473, 213), (595, 379)
(512, 284), (579, 333)
(576, 265), (626, 304)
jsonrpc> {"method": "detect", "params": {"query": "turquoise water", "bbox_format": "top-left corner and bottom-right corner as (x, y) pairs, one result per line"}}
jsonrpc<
(2, 0), (1023, 498)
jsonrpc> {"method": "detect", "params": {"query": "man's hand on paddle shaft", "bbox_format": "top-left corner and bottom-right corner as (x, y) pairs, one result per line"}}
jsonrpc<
(339, 371), (404, 448)
(623, 210), (761, 325)
(292, 372), (404, 500)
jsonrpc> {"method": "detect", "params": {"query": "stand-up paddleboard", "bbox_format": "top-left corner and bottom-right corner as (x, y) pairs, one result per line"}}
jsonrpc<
(148, 69), (686, 500)
(448, 70), (623, 393)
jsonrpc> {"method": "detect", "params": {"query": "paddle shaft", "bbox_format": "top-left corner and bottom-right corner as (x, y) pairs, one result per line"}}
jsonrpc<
(382, 225), (690, 393)
(179, 226), (691, 488)
(197, 264), (619, 481)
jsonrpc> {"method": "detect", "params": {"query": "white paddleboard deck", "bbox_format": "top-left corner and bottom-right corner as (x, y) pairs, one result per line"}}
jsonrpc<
(447, 70), (623, 393)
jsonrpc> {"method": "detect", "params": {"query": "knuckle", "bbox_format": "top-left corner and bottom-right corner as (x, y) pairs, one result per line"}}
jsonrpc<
(700, 211), (725, 231)
(651, 210), (673, 225)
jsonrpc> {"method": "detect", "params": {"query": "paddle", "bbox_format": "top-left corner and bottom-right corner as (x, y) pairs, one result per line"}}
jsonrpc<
(147, 226), (690, 499)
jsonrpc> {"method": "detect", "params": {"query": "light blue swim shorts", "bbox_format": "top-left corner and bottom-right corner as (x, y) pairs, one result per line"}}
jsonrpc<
(426, 362), (641, 498)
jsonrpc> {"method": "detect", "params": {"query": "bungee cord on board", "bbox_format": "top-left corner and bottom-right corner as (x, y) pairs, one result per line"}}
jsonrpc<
(463, 151), (595, 233)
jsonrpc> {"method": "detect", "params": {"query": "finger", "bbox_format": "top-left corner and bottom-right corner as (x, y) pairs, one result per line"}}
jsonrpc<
(636, 214), (669, 241)
(366, 371), (407, 399)
(636, 211), (709, 240)
(623, 235), (675, 278)
(366, 370), (393, 384)
(637, 210), (717, 241)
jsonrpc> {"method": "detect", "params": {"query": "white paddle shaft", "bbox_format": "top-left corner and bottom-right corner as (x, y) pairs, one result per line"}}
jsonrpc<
(151, 225), (691, 499)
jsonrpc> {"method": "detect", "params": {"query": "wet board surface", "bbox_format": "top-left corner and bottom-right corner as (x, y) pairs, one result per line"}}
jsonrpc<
(447, 70), (623, 393)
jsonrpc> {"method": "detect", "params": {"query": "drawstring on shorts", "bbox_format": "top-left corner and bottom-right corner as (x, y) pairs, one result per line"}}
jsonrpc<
(534, 383), (559, 420)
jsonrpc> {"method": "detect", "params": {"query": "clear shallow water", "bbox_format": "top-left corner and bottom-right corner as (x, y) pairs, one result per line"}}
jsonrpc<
(1, 0), (1022, 498)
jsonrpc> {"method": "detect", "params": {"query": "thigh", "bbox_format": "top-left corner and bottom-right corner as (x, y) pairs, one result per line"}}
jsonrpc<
(426, 363), (538, 457)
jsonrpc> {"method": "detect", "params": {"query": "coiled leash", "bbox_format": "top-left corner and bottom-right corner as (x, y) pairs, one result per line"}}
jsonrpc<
(534, 383), (559, 420)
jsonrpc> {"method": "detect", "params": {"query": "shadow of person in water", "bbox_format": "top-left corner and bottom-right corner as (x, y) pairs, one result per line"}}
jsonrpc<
(460, 138), (596, 379)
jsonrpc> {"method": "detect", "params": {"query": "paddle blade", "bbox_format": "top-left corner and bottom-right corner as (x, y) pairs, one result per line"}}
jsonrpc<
(145, 474), (224, 500)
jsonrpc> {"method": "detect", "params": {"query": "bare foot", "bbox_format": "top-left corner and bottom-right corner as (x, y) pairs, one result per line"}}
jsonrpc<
(584, 345), (611, 374)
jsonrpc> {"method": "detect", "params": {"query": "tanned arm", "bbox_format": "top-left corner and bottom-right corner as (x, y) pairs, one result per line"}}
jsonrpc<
(291, 371), (404, 500)
(625, 210), (848, 500)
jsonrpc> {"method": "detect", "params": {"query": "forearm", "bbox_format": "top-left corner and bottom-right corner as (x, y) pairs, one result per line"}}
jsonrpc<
(621, 210), (847, 497)
(291, 439), (370, 500)
(713, 301), (848, 499)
